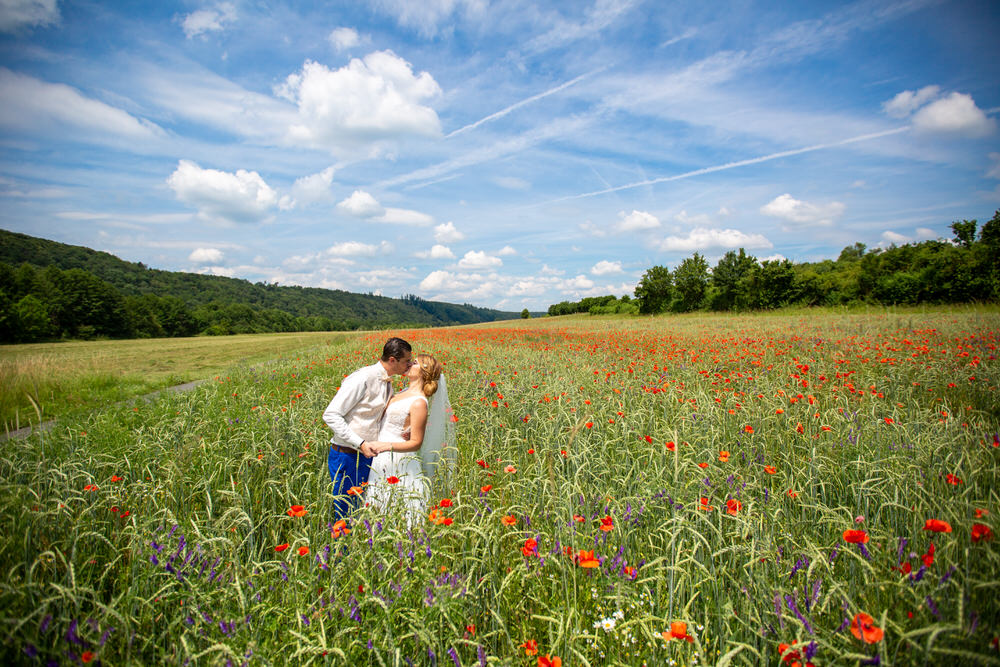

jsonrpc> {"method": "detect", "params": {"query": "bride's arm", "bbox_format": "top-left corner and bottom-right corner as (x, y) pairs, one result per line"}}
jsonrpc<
(370, 400), (427, 454)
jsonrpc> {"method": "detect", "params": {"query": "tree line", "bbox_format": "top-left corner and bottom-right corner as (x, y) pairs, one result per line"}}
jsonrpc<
(550, 212), (1000, 316)
(0, 230), (517, 343)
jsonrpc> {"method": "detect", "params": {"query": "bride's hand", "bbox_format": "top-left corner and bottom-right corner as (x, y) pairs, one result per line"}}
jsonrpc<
(360, 441), (378, 457)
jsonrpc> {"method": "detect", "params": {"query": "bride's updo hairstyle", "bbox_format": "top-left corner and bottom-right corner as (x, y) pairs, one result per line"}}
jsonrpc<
(415, 354), (442, 397)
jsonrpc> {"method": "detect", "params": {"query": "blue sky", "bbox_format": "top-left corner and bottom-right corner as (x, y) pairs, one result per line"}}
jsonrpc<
(1, 0), (998, 312)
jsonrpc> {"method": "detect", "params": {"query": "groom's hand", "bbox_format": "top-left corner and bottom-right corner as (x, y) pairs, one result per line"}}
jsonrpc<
(360, 441), (377, 458)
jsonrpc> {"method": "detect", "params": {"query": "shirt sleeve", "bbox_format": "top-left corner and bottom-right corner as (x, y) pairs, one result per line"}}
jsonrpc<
(322, 370), (368, 448)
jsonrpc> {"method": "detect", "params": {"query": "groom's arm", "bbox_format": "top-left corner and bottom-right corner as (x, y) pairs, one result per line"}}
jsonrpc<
(322, 372), (367, 450)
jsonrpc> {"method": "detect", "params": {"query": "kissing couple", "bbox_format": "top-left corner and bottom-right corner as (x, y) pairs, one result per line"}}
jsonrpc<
(322, 337), (455, 523)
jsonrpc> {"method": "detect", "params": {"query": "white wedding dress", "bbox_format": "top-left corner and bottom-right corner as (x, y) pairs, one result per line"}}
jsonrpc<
(365, 394), (429, 521)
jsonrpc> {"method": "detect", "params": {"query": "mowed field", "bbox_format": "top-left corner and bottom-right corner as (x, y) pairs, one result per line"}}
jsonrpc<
(0, 331), (349, 433)
(1, 309), (999, 666)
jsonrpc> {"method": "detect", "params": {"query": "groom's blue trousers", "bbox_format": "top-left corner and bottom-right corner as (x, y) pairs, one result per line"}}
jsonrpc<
(328, 446), (372, 519)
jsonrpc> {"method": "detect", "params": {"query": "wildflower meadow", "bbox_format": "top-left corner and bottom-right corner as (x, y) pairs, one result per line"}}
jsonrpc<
(2, 310), (999, 666)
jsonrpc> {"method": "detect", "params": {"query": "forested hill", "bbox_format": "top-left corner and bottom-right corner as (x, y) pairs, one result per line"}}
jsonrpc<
(0, 229), (519, 342)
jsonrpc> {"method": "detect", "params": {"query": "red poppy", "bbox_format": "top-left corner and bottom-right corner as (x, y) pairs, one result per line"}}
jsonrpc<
(796, 422), (804, 434)
(439, 498), (453, 507)
(778, 643), (800, 664)
(923, 519), (952, 533)
(537, 655), (561, 667)
(331, 519), (350, 538)
(718, 450), (730, 463)
(81, 651), (95, 664)
(697, 462), (709, 468)
(481, 484), (493, 493)
(726, 498), (742, 515)
(665, 441), (676, 451)
(744, 425), (754, 434)
(697, 497), (714, 511)
(585, 422), (593, 429)
(476, 459), (488, 468)
(572, 514), (585, 522)
(505, 464), (517, 473)
(385, 476), (400, 485)
(287, 505), (307, 517)
(110, 475), (123, 482)
(83, 484), (98, 492)
(297, 546), (310, 556)
(275, 543), (290, 552)
(972, 523), (993, 542)
(519, 639), (538, 656)
(347, 486), (363, 496)
(849, 612), (884, 643)
(763, 465), (777, 474)
(945, 473), (962, 485)
(843, 529), (869, 544)
(643, 435), (653, 443)
(787, 489), (799, 498)
(501, 515), (517, 526)
(522, 538), (538, 557)
(599, 516), (614, 531)
(577, 549), (600, 568)
(922, 542), (935, 567)
(662, 621), (694, 642)
(465, 624), (476, 636)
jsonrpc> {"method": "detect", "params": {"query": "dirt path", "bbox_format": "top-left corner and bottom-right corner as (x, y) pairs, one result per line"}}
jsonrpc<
(0, 379), (208, 442)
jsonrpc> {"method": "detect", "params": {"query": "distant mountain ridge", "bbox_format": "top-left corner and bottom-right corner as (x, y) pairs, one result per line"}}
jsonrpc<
(0, 229), (519, 340)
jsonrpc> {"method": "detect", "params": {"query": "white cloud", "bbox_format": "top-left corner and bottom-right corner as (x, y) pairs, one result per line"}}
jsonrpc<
(988, 153), (1000, 179)
(539, 264), (563, 276)
(659, 227), (773, 252)
(291, 166), (336, 205)
(327, 241), (379, 257)
(915, 227), (938, 240)
(880, 230), (910, 245)
(182, 3), (236, 39)
(494, 176), (531, 190)
(434, 221), (464, 243)
(189, 247), (224, 264)
(580, 220), (606, 237)
(375, 0), (486, 38)
(416, 244), (455, 259)
(882, 85), (940, 118)
(591, 260), (622, 275)
(0, 0), (58, 32)
(419, 269), (452, 291)
(675, 210), (712, 226)
(616, 209), (660, 232)
(0, 69), (163, 140)
(167, 160), (278, 224)
(329, 27), (362, 51)
(199, 265), (236, 277)
(458, 250), (502, 270)
(277, 51), (442, 155)
(337, 190), (385, 218)
(377, 207), (434, 225)
(760, 193), (845, 225)
(562, 274), (595, 290)
(497, 245), (517, 256)
(758, 254), (787, 263)
(912, 92), (995, 137)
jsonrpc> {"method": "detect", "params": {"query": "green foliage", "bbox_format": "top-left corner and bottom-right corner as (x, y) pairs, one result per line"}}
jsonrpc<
(521, 308), (530, 319)
(634, 266), (673, 314)
(0, 230), (519, 343)
(555, 210), (1000, 315)
(671, 253), (710, 312)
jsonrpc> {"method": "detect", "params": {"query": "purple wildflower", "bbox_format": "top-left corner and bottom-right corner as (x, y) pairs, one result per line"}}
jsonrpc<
(448, 647), (460, 667)
(774, 593), (784, 629)
(926, 596), (940, 618)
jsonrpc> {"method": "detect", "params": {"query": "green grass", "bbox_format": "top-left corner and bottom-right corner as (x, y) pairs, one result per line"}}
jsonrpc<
(0, 331), (351, 433)
(1, 309), (998, 666)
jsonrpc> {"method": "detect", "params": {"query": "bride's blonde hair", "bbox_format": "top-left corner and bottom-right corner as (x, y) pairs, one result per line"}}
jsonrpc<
(415, 354), (442, 397)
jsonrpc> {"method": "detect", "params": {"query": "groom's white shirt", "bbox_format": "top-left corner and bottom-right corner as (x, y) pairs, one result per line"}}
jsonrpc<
(323, 361), (393, 451)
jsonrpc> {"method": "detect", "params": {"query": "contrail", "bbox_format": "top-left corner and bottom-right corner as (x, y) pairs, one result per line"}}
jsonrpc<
(538, 126), (910, 204)
(446, 67), (607, 138)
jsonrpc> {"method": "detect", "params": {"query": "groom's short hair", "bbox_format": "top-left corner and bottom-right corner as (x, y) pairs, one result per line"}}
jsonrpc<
(381, 337), (412, 361)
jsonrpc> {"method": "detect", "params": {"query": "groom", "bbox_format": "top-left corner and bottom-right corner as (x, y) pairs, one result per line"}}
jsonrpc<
(323, 336), (413, 517)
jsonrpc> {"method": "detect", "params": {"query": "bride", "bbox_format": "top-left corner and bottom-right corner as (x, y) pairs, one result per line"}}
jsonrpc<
(364, 353), (454, 521)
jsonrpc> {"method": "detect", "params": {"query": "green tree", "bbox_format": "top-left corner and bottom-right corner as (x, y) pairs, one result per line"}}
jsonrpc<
(710, 248), (758, 310)
(13, 294), (52, 341)
(672, 253), (710, 311)
(950, 219), (977, 248)
(634, 265), (673, 314)
(837, 242), (866, 263)
(520, 308), (530, 319)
